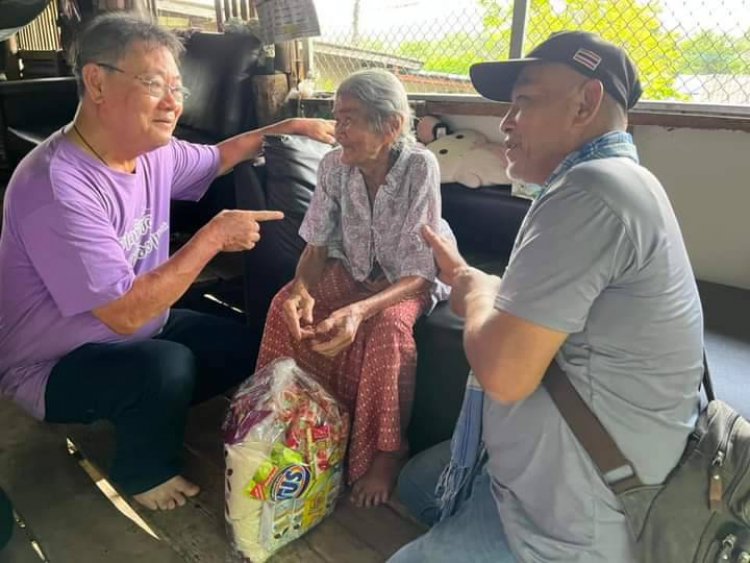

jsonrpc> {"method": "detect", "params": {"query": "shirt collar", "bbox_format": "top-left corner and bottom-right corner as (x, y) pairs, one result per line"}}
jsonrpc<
(382, 142), (413, 194)
(531, 130), (639, 200)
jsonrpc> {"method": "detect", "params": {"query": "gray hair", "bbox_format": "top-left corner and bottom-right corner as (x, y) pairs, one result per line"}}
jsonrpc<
(70, 12), (184, 98)
(336, 69), (415, 147)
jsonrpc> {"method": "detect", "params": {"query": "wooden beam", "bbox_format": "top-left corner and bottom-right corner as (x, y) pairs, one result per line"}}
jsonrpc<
(424, 100), (750, 132)
(213, 0), (223, 31)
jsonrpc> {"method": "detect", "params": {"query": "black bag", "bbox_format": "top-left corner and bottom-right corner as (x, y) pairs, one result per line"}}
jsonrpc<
(543, 356), (750, 562)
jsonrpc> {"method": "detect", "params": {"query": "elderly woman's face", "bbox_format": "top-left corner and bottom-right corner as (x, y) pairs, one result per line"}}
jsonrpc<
(333, 95), (393, 168)
(93, 41), (184, 153)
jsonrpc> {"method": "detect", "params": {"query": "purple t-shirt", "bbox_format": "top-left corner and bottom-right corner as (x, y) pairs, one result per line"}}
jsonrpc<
(0, 130), (220, 419)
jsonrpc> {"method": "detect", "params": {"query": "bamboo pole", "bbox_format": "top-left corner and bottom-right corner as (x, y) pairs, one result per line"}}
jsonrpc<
(214, 0), (224, 31)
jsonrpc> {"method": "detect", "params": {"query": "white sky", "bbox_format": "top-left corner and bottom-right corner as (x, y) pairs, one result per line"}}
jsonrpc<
(313, 0), (750, 37)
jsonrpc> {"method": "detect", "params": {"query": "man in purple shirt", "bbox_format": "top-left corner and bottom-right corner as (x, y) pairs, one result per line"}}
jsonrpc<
(0, 13), (334, 511)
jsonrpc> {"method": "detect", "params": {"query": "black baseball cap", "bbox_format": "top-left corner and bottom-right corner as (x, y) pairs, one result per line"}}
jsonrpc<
(470, 31), (643, 110)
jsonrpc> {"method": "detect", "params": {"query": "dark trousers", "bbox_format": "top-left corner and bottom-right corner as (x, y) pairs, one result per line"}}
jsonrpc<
(0, 487), (11, 550)
(45, 309), (260, 495)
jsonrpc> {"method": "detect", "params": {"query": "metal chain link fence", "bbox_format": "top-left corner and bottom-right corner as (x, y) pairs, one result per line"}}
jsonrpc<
(311, 0), (509, 94)
(311, 0), (750, 105)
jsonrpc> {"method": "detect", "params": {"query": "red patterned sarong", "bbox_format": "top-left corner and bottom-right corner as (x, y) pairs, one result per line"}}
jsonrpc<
(256, 261), (430, 484)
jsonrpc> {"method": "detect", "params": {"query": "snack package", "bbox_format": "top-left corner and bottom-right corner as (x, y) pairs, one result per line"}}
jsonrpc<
(223, 357), (349, 562)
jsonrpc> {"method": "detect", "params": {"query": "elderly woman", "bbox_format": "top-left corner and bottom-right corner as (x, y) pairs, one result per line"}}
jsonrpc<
(256, 69), (452, 508)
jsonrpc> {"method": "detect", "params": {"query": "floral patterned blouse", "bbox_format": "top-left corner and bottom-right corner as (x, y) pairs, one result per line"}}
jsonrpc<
(299, 142), (452, 301)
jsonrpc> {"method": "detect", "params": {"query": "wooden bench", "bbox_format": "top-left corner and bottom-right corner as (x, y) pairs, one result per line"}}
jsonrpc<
(0, 396), (425, 562)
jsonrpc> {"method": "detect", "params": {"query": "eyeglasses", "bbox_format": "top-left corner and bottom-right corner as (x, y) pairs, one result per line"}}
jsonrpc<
(95, 62), (191, 102)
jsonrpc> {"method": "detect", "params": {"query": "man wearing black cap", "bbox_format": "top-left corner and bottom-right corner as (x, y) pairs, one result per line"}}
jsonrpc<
(389, 31), (703, 562)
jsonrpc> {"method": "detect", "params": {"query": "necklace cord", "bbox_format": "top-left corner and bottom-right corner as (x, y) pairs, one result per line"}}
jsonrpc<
(72, 123), (108, 166)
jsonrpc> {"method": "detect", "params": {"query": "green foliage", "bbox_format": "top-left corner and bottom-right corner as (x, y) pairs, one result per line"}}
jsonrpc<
(398, 32), (510, 76)
(678, 31), (750, 75)
(392, 0), (750, 101)
(523, 0), (685, 100)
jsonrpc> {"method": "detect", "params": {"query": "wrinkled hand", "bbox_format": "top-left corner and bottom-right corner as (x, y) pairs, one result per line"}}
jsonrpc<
(294, 118), (336, 145)
(310, 306), (363, 357)
(448, 267), (501, 318)
(282, 284), (316, 341)
(421, 224), (469, 286)
(206, 209), (283, 252)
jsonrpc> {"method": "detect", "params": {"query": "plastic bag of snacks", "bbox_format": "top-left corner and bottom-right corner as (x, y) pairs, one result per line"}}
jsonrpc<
(223, 357), (349, 562)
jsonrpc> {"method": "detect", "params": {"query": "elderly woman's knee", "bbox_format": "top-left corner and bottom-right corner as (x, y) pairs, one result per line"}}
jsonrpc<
(370, 306), (417, 337)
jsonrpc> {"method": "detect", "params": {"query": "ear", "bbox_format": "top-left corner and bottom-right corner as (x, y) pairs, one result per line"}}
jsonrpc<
(385, 114), (402, 144)
(81, 63), (106, 104)
(574, 79), (604, 127)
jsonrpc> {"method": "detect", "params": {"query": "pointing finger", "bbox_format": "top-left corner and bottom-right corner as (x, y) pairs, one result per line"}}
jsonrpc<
(248, 210), (285, 222)
(421, 224), (454, 258)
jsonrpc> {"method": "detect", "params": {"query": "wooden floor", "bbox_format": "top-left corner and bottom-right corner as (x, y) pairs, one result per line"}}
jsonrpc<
(0, 397), (425, 563)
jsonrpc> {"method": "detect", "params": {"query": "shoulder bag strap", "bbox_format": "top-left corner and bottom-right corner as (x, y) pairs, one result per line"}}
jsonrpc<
(702, 351), (715, 403)
(542, 361), (644, 494)
(544, 351), (714, 495)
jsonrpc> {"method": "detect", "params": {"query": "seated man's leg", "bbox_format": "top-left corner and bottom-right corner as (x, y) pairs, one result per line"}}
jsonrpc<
(396, 440), (451, 527)
(392, 442), (515, 563)
(156, 309), (261, 403)
(46, 339), (200, 509)
(0, 487), (12, 550)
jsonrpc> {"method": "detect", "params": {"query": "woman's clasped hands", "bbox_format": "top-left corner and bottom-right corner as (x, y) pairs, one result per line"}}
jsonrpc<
(281, 284), (364, 358)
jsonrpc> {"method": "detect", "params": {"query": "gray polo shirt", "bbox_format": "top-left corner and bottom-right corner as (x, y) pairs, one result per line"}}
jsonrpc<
(485, 157), (704, 562)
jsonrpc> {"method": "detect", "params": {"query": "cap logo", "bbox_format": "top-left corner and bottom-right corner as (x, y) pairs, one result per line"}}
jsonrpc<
(572, 48), (602, 71)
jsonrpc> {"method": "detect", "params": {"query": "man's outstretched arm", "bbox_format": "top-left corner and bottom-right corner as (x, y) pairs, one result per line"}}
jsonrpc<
(216, 118), (335, 175)
(93, 210), (282, 335)
(421, 225), (567, 405)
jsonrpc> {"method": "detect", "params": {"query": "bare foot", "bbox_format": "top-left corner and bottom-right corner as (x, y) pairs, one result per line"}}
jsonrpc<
(350, 451), (407, 508)
(133, 475), (200, 511)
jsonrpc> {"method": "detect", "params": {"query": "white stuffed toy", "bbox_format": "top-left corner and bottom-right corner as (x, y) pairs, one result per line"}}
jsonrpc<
(426, 129), (510, 189)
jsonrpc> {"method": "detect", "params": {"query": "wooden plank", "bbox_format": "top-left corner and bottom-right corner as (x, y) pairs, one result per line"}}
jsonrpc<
(64, 401), (326, 563)
(423, 100), (750, 132)
(0, 401), (181, 563)
(64, 395), (418, 563)
(331, 497), (425, 559)
(65, 422), (232, 563)
(301, 516), (383, 563)
(183, 398), (420, 562)
(1, 519), (44, 563)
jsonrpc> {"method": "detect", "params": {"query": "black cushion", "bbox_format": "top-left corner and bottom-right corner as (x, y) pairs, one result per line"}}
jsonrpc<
(262, 134), (334, 263)
(441, 182), (530, 259)
(0, 77), (78, 165)
(241, 134), (333, 325)
(177, 31), (263, 143)
(169, 32), (265, 234)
